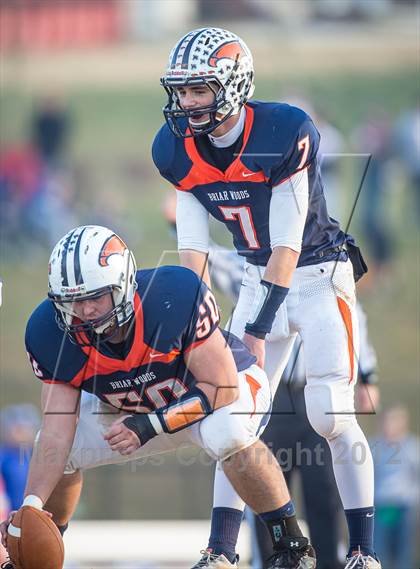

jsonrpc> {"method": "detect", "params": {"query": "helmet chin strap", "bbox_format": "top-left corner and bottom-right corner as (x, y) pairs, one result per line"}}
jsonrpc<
(98, 308), (134, 343)
(189, 108), (223, 135)
(208, 106), (245, 147)
(189, 115), (211, 127)
(93, 316), (117, 336)
(88, 319), (123, 348)
(189, 118), (212, 134)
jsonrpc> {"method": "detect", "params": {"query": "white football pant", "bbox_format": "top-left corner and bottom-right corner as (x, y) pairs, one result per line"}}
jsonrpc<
(215, 258), (374, 511)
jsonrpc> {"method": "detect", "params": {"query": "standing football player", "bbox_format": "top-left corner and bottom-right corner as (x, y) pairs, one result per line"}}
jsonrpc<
(0, 225), (316, 569)
(153, 28), (381, 569)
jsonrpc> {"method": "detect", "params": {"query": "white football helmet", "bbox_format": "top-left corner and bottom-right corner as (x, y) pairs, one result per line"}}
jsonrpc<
(48, 225), (137, 340)
(161, 27), (255, 137)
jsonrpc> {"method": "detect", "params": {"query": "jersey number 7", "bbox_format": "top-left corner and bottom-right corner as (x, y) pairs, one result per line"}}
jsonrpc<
(219, 205), (260, 249)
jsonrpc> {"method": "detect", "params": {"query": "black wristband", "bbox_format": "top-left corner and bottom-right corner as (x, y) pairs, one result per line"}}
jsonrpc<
(123, 386), (213, 444)
(123, 413), (157, 446)
(245, 280), (289, 339)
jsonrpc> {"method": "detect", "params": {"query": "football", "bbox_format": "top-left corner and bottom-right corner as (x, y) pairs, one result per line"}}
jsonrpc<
(7, 506), (64, 569)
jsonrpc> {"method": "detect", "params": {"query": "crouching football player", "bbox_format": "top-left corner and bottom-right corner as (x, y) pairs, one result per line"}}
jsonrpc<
(0, 226), (315, 569)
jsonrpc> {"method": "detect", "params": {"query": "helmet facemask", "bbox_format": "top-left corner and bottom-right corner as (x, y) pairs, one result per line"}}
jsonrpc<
(162, 76), (236, 138)
(49, 284), (134, 346)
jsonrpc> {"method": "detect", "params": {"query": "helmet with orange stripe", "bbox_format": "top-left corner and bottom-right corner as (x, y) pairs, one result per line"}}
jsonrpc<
(48, 225), (137, 342)
(161, 27), (254, 137)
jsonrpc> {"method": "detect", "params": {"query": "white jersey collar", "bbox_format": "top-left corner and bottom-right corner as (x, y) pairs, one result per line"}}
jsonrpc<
(208, 107), (246, 148)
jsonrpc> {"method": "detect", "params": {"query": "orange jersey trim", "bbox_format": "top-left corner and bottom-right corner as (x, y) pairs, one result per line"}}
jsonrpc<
(70, 294), (180, 387)
(177, 105), (269, 191)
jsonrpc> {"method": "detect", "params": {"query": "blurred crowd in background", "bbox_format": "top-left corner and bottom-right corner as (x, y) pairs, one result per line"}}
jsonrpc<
(0, 0), (419, 568)
(0, 93), (76, 253)
(1, 0), (419, 271)
(0, 0), (417, 50)
(1, 90), (418, 283)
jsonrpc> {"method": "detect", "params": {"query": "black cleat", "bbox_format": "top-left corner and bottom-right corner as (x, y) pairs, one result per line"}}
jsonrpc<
(266, 536), (316, 569)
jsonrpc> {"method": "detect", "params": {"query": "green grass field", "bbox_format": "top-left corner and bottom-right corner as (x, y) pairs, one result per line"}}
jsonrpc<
(0, 68), (418, 518)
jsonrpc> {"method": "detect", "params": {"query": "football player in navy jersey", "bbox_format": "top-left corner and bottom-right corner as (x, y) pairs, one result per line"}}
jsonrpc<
(0, 225), (317, 569)
(153, 27), (381, 569)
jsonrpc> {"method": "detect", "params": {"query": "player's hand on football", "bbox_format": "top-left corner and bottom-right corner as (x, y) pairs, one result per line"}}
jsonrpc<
(104, 416), (141, 455)
(0, 538), (9, 565)
(0, 511), (16, 548)
(1, 505), (53, 549)
(243, 333), (266, 368)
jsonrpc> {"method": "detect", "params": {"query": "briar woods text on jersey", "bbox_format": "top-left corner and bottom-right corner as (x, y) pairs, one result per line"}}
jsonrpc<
(208, 189), (250, 202)
(109, 372), (157, 390)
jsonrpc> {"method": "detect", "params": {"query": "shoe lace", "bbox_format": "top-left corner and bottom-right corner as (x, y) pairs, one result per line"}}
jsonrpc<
(345, 547), (369, 569)
(196, 549), (221, 567)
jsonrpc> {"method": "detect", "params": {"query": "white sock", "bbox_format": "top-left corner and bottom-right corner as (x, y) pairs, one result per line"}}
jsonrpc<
(213, 462), (245, 511)
(328, 423), (374, 510)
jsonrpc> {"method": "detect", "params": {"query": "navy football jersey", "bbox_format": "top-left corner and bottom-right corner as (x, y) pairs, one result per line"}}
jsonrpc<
(153, 101), (350, 267)
(25, 266), (255, 414)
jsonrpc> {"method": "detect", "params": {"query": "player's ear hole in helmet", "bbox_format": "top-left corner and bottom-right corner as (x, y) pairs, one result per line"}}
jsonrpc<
(47, 225), (137, 345)
(161, 27), (255, 138)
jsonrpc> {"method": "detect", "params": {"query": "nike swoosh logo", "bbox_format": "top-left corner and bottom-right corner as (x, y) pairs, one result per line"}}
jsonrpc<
(149, 353), (162, 358)
(366, 513), (374, 517)
(242, 171), (258, 177)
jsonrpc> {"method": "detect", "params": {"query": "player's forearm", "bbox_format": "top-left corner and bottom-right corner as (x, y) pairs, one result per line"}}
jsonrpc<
(197, 379), (239, 410)
(123, 378), (238, 449)
(123, 333), (240, 445)
(105, 380), (230, 456)
(263, 246), (299, 287)
(179, 249), (211, 288)
(245, 246), (298, 339)
(24, 428), (75, 504)
(246, 171), (306, 337)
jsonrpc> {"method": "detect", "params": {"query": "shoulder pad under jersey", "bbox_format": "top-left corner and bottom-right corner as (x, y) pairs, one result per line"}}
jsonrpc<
(25, 299), (86, 383)
(152, 123), (191, 186)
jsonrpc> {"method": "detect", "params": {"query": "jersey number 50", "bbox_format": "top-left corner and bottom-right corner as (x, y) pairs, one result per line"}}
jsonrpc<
(103, 378), (188, 413)
(196, 290), (220, 339)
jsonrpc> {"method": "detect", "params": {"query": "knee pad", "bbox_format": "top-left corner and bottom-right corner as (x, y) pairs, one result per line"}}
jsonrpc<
(304, 382), (357, 440)
(200, 412), (257, 461)
(200, 364), (271, 460)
